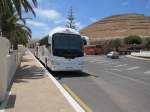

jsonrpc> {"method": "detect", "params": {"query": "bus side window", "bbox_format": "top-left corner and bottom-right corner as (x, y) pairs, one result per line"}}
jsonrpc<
(47, 44), (51, 53)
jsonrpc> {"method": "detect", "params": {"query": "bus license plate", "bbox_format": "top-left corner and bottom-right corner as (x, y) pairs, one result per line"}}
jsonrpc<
(65, 67), (73, 69)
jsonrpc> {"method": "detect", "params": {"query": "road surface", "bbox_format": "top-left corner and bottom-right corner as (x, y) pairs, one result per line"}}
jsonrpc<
(30, 49), (150, 112)
(50, 55), (150, 112)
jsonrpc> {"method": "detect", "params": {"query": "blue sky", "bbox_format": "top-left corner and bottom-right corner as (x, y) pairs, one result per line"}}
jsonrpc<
(25, 0), (150, 39)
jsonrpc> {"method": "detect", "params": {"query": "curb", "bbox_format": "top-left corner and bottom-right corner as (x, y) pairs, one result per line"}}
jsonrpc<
(28, 50), (85, 112)
(0, 92), (11, 112)
(126, 55), (150, 61)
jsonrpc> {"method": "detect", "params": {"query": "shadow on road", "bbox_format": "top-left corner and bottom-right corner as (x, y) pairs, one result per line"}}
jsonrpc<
(0, 94), (16, 110)
(13, 65), (45, 83)
(6, 94), (16, 109)
(47, 68), (98, 80)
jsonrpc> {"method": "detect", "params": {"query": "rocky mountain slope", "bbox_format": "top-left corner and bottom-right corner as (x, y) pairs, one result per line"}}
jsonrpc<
(80, 13), (150, 44)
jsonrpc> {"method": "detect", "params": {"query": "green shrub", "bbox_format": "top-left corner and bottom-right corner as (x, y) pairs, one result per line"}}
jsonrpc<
(144, 37), (150, 49)
(39, 35), (49, 47)
(109, 38), (122, 51)
(124, 35), (142, 45)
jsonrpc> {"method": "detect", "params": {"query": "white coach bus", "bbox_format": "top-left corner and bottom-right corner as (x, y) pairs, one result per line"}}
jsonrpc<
(35, 27), (84, 71)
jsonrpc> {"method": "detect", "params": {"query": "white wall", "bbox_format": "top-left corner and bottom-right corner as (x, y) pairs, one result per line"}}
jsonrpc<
(131, 51), (150, 58)
(7, 53), (17, 86)
(0, 37), (25, 102)
(0, 37), (10, 102)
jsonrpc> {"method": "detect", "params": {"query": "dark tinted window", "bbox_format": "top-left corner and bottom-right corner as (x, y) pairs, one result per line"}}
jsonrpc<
(52, 33), (84, 58)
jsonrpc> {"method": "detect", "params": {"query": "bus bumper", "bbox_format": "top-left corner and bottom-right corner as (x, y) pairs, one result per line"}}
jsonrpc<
(51, 64), (83, 71)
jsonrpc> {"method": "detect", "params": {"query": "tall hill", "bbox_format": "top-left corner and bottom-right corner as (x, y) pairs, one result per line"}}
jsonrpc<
(80, 13), (150, 44)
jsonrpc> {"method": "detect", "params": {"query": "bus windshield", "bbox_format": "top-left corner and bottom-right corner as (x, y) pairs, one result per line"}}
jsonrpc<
(52, 33), (84, 58)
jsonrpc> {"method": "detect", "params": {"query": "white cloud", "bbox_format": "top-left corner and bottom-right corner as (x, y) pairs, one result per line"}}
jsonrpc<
(43, 26), (51, 31)
(146, 6), (150, 10)
(26, 20), (47, 27)
(54, 19), (65, 24)
(146, 0), (150, 10)
(76, 22), (84, 30)
(37, 0), (43, 2)
(89, 17), (97, 23)
(122, 1), (128, 6)
(35, 9), (62, 20)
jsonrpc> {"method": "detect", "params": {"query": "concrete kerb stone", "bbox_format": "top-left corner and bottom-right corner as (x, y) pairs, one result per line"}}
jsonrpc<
(28, 50), (85, 112)
(126, 55), (150, 61)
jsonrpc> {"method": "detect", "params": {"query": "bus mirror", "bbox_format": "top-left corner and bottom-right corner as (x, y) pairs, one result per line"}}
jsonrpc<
(48, 37), (52, 45)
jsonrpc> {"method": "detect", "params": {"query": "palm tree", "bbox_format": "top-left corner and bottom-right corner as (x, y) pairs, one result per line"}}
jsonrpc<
(0, 0), (37, 49)
(10, 21), (32, 49)
(0, 0), (37, 36)
(0, 0), (37, 17)
(12, 0), (37, 17)
(1, 9), (31, 49)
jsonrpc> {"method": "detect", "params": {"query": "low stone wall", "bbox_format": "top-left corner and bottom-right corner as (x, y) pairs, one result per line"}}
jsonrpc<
(0, 37), (10, 102)
(0, 37), (25, 102)
(131, 51), (150, 58)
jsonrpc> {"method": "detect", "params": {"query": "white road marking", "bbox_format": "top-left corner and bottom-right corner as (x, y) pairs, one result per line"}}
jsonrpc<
(88, 60), (97, 63)
(99, 60), (109, 62)
(126, 66), (139, 70)
(106, 60), (113, 63)
(96, 61), (106, 64)
(86, 59), (105, 63)
(114, 64), (128, 67)
(96, 60), (113, 64)
(107, 62), (121, 65)
(111, 69), (122, 72)
(144, 71), (150, 75)
(105, 71), (150, 86)
(86, 59), (105, 62)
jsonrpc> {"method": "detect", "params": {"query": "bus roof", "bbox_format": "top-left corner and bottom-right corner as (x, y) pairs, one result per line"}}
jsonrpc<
(48, 27), (80, 37)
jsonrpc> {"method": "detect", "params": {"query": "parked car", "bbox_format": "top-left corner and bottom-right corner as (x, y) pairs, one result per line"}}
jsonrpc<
(107, 51), (119, 59)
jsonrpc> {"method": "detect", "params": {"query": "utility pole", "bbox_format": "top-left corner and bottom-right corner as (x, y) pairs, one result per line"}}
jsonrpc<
(66, 6), (76, 29)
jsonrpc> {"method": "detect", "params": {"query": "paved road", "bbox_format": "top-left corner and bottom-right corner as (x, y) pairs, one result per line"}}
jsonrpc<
(50, 55), (150, 112)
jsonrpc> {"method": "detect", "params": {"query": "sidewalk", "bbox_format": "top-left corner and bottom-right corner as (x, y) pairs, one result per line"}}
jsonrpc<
(5, 50), (77, 112)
